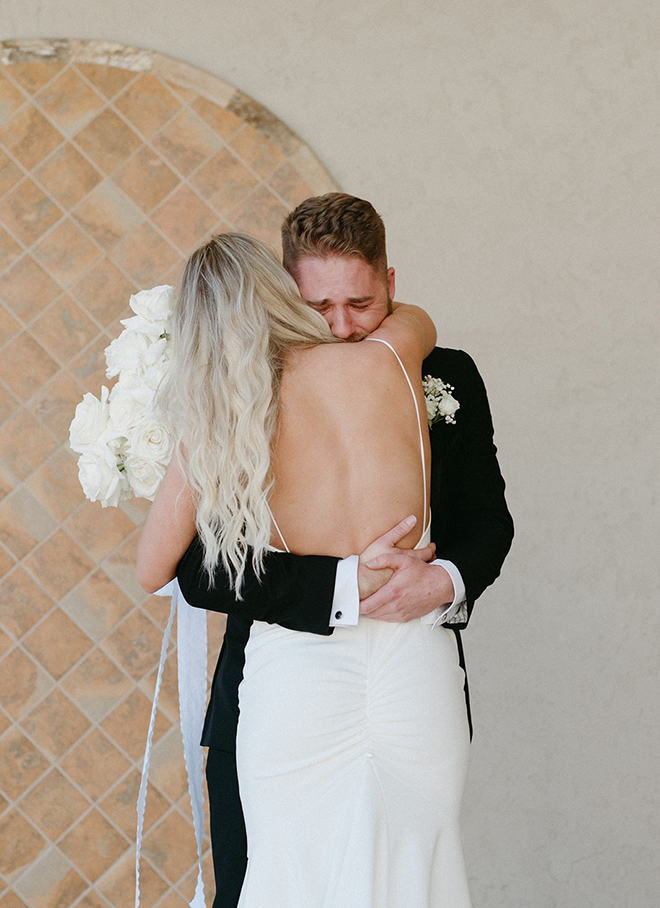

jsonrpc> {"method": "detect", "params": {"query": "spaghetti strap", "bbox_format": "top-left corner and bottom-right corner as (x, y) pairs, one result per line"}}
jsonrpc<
(364, 337), (430, 537)
(267, 503), (290, 553)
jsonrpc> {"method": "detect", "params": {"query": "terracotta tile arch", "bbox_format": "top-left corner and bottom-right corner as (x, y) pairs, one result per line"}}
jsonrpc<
(0, 38), (338, 907)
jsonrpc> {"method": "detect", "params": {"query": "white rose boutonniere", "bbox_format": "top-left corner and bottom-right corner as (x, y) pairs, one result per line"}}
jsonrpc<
(69, 285), (175, 507)
(423, 375), (460, 427)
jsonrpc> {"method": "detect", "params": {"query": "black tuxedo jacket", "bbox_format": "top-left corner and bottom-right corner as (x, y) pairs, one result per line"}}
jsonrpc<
(177, 347), (513, 749)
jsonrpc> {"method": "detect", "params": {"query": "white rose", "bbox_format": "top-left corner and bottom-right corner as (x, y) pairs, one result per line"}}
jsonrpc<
(108, 382), (155, 436)
(426, 397), (438, 421)
(127, 417), (173, 464)
(141, 335), (171, 373)
(120, 314), (167, 342)
(141, 360), (168, 393)
(122, 416), (173, 499)
(129, 285), (175, 322)
(111, 369), (141, 391)
(77, 448), (129, 507)
(105, 329), (152, 379)
(123, 453), (167, 501)
(438, 393), (460, 418)
(70, 389), (111, 453)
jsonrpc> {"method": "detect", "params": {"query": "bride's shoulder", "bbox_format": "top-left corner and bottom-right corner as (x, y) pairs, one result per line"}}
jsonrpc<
(286, 338), (390, 390)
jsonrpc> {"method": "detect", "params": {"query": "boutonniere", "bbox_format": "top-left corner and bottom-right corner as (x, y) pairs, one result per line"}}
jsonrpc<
(423, 375), (460, 426)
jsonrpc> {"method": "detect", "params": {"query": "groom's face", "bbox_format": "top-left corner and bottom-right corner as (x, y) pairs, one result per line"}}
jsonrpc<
(293, 254), (395, 341)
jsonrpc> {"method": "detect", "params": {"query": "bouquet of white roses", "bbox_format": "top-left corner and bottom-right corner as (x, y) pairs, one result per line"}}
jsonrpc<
(69, 285), (175, 506)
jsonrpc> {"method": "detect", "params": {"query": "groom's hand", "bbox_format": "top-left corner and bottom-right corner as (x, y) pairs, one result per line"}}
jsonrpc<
(357, 515), (436, 601)
(359, 556), (454, 622)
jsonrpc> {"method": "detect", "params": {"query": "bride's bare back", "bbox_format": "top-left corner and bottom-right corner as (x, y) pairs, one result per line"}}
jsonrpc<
(269, 307), (434, 557)
(137, 303), (435, 593)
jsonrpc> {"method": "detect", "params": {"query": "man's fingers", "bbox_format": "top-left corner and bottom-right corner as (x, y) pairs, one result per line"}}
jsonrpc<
(358, 515), (426, 568)
(365, 552), (408, 571)
(358, 516), (417, 566)
(359, 587), (393, 614)
(365, 543), (435, 571)
(377, 514), (417, 548)
(360, 559), (454, 623)
(405, 543), (436, 563)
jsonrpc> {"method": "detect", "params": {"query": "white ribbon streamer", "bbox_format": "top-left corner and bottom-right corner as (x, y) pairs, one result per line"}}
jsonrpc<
(177, 583), (208, 908)
(135, 580), (208, 908)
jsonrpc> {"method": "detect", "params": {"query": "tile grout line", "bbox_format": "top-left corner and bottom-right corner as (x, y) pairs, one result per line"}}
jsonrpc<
(0, 49), (337, 908)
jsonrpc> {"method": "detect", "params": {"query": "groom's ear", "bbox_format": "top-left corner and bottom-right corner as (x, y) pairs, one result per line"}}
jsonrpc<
(387, 266), (396, 302)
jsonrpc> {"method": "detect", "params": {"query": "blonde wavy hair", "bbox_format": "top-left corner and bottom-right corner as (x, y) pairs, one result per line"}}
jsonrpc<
(159, 233), (337, 594)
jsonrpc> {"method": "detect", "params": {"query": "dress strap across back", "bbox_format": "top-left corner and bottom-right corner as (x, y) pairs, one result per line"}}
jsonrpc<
(268, 505), (290, 553)
(364, 337), (430, 538)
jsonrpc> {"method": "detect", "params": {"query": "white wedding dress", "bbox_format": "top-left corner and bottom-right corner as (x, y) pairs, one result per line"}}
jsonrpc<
(236, 340), (472, 908)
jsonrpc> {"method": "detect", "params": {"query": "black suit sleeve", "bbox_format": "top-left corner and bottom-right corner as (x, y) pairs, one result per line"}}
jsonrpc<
(176, 536), (338, 636)
(427, 349), (514, 623)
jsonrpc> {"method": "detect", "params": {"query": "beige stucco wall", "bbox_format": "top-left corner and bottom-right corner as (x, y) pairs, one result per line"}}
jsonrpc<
(1, 2), (658, 906)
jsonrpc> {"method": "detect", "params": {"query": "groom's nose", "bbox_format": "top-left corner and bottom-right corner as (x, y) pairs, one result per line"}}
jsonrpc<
(327, 307), (355, 339)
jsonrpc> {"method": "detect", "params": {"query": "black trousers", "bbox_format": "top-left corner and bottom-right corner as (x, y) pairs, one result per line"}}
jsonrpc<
(206, 747), (248, 908)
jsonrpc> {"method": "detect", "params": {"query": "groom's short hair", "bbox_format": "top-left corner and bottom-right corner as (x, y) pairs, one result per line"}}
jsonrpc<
(282, 193), (387, 276)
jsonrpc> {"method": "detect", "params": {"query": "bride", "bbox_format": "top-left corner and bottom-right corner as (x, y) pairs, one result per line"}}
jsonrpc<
(137, 232), (471, 907)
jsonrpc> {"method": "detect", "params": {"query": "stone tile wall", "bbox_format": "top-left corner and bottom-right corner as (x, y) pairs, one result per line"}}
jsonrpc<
(0, 39), (337, 908)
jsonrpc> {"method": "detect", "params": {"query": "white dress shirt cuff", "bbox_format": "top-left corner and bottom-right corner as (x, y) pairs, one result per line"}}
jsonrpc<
(329, 555), (360, 626)
(419, 559), (467, 626)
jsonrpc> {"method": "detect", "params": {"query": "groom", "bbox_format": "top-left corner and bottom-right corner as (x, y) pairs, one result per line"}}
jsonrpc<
(177, 193), (514, 907)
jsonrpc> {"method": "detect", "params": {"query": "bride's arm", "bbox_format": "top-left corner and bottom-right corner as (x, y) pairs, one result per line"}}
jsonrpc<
(370, 302), (437, 360)
(136, 448), (197, 593)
